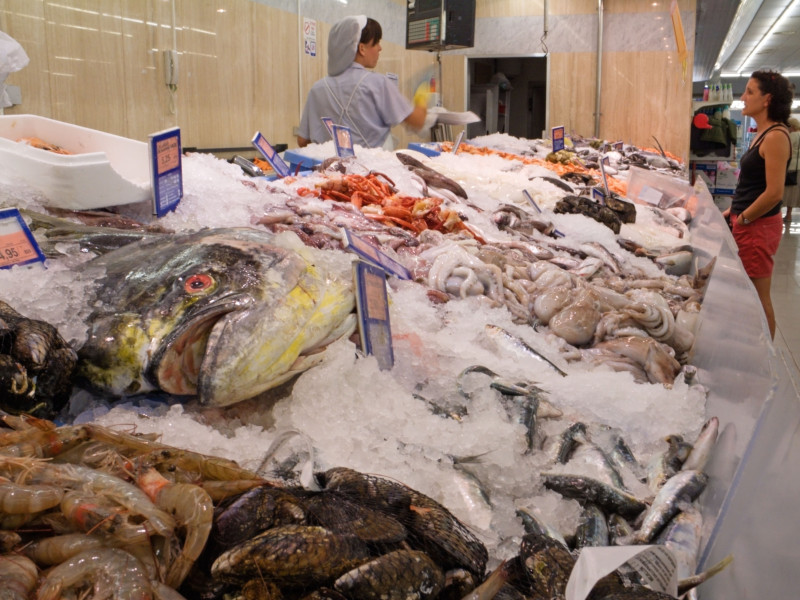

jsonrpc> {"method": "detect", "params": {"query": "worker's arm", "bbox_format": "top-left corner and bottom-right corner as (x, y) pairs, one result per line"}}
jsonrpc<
(403, 104), (427, 131)
(296, 135), (311, 148)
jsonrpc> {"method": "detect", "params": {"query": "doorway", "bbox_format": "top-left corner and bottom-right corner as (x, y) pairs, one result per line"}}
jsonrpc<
(466, 56), (548, 140)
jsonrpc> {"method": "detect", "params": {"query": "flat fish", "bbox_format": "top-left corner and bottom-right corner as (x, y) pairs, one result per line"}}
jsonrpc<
(395, 152), (469, 199)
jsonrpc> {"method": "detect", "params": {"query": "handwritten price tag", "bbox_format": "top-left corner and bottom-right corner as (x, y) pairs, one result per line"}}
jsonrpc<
(148, 127), (183, 217)
(0, 208), (46, 269)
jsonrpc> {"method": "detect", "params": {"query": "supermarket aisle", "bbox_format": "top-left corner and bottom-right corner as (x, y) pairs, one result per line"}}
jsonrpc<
(771, 218), (800, 373)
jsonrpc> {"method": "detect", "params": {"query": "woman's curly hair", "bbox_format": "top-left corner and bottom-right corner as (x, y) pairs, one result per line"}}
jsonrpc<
(750, 70), (795, 123)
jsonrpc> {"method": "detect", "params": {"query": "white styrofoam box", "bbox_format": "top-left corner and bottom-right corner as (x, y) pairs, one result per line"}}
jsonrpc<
(0, 114), (151, 209)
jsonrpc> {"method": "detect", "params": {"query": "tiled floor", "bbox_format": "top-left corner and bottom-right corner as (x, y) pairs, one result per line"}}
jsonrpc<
(770, 213), (800, 373)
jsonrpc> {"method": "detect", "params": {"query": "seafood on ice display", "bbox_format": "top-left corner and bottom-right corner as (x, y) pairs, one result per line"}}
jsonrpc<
(0, 131), (728, 598)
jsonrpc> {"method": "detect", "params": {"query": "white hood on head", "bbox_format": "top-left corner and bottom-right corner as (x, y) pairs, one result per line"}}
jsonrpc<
(327, 15), (367, 76)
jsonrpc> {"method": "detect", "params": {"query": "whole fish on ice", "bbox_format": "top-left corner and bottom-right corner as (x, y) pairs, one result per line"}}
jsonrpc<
(77, 228), (355, 406)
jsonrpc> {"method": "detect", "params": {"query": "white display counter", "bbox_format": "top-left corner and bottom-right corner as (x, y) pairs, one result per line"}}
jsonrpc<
(687, 182), (799, 598)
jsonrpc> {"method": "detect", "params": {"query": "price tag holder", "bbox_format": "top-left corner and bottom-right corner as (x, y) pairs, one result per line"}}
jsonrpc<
(522, 189), (542, 214)
(599, 156), (611, 198)
(332, 125), (355, 158)
(452, 130), (465, 154)
(592, 187), (607, 205)
(354, 260), (394, 371)
(551, 125), (566, 152)
(613, 140), (624, 151)
(149, 127), (183, 217)
(251, 131), (291, 178)
(321, 117), (335, 138)
(0, 208), (46, 269)
(343, 229), (411, 280)
(522, 190), (565, 237)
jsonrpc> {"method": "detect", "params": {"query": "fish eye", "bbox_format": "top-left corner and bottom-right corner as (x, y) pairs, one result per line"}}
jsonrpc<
(184, 273), (215, 294)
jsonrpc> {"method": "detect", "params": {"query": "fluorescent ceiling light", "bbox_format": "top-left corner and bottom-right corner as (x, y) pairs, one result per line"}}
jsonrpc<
(736, 0), (799, 73)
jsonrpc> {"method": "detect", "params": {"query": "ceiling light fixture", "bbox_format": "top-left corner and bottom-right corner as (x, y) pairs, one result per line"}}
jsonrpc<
(735, 0), (799, 74)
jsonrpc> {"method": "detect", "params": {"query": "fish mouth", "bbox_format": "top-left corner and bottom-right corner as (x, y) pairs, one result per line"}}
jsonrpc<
(148, 293), (253, 396)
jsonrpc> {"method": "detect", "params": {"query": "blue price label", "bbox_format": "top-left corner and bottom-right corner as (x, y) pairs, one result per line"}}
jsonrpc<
(521, 190), (564, 237)
(251, 132), (291, 178)
(148, 127), (183, 217)
(592, 187), (606, 205)
(332, 125), (355, 158)
(551, 126), (565, 152)
(522, 189), (542, 213)
(321, 117), (335, 138)
(343, 229), (411, 280)
(0, 208), (46, 269)
(613, 140), (624, 151)
(599, 158), (611, 198)
(452, 131), (465, 154)
(354, 260), (394, 370)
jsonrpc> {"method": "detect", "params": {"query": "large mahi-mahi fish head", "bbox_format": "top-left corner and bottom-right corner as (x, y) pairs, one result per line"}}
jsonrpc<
(78, 228), (355, 406)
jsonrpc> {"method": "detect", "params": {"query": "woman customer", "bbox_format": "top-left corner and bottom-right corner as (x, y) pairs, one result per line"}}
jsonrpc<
(723, 70), (794, 339)
(783, 117), (800, 222)
(297, 16), (428, 149)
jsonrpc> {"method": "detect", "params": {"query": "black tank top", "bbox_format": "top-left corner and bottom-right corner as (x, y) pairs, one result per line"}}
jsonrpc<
(731, 123), (791, 216)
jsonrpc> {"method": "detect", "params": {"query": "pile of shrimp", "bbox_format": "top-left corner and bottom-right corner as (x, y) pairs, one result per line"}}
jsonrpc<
(441, 141), (628, 197)
(0, 413), (268, 600)
(296, 172), (479, 238)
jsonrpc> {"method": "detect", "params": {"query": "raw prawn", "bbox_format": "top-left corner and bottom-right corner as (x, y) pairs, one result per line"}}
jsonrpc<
(59, 489), (152, 545)
(23, 462), (176, 538)
(23, 532), (105, 566)
(0, 425), (90, 459)
(85, 424), (262, 481)
(36, 547), (153, 600)
(0, 476), (63, 513)
(137, 468), (213, 588)
(0, 553), (39, 600)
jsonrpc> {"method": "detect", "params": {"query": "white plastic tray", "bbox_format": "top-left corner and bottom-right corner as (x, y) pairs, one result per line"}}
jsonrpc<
(0, 114), (151, 209)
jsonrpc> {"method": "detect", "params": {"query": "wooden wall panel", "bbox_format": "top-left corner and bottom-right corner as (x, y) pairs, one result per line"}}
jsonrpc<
(548, 52), (598, 140)
(253, 8), (301, 147)
(174, 0), (255, 149)
(599, 51), (693, 159)
(1, 0), (695, 157)
(119, 0), (176, 142)
(43, 1), (128, 134)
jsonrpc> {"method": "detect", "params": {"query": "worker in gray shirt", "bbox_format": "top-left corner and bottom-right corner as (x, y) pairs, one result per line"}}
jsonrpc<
(297, 15), (428, 150)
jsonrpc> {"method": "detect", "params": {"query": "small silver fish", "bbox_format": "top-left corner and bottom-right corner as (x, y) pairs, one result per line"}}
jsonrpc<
(575, 503), (609, 549)
(485, 325), (568, 377)
(542, 473), (647, 517)
(646, 434), (693, 493)
(681, 417), (719, 473)
(515, 507), (569, 549)
(580, 241), (621, 273)
(656, 505), (702, 593)
(607, 513), (635, 545)
(556, 422), (587, 464)
(634, 469), (708, 543)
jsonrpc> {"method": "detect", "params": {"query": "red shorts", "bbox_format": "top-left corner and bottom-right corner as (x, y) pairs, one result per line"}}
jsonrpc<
(731, 212), (783, 279)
